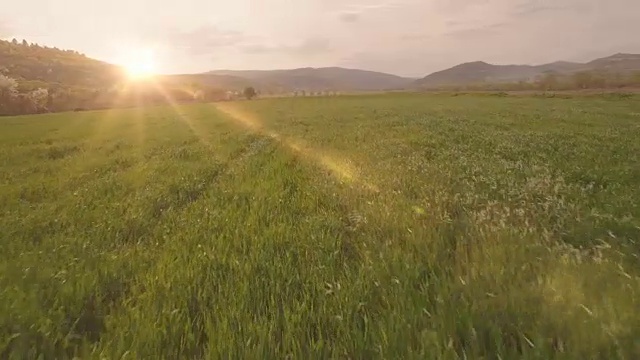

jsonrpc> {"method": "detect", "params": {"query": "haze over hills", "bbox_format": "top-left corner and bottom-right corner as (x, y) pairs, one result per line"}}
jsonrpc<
(2, 37), (640, 100)
(0, 38), (414, 93)
(207, 67), (416, 91)
(415, 53), (640, 88)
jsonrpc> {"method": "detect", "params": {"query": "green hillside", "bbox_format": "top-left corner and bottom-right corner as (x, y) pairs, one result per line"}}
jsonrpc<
(0, 38), (124, 90)
(0, 39), (239, 115)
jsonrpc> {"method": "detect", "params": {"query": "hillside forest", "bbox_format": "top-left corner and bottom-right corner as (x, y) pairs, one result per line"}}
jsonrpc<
(0, 39), (234, 116)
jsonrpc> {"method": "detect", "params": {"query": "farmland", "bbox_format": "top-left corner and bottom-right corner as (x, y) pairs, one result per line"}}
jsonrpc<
(1, 93), (640, 358)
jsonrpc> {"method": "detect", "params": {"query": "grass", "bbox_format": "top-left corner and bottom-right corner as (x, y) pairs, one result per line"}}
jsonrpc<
(1, 93), (639, 359)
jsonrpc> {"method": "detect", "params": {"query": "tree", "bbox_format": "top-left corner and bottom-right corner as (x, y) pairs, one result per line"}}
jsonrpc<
(573, 71), (594, 89)
(29, 88), (49, 112)
(538, 72), (559, 91)
(243, 86), (257, 100)
(0, 74), (18, 115)
(0, 74), (18, 94)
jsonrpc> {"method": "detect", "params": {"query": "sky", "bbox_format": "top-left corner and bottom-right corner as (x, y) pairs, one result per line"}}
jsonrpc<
(1, 0), (639, 77)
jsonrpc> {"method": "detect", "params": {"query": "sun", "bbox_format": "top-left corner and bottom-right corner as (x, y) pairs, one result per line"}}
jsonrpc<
(118, 48), (157, 80)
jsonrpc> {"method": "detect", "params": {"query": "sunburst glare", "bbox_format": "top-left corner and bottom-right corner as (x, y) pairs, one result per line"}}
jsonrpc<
(116, 47), (157, 80)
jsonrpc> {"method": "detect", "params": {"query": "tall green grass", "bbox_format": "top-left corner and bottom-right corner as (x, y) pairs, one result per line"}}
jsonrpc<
(1, 94), (639, 358)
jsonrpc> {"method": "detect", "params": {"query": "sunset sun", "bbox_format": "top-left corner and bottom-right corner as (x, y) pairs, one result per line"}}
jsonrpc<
(119, 48), (157, 79)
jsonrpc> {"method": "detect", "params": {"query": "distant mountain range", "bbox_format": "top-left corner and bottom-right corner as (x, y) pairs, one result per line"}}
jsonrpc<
(198, 53), (640, 91)
(414, 53), (640, 88)
(205, 67), (415, 91)
(2, 37), (639, 93)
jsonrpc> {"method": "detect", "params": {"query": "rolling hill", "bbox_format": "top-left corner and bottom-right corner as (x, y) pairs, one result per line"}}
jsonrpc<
(3, 36), (640, 97)
(0, 39), (258, 93)
(415, 53), (640, 88)
(1, 38), (414, 93)
(0, 39), (125, 90)
(207, 67), (416, 91)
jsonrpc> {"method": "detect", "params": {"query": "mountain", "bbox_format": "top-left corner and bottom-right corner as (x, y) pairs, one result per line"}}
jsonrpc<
(2, 38), (413, 93)
(207, 67), (415, 91)
(586, 53), (640, 72)
(536, 61), (585, 73)
(4, 35), (639, 96)
(415, 61), (540, 87)
(415, 54), (640, 88)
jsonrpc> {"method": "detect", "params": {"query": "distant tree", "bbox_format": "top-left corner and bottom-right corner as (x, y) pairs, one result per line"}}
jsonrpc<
(573, 71), (594, 89)
(21, 39), (28, 47)
(590, 74), (607, 89)
(13, 93), (37, 114)
(0, 74), (18, 115)
(243, 86), (257, 100)
(538, 72), (559, 91)
(29, 88), (49, 112)
(0, 75), (18, 97)
(516, 80), (531, 91)
(192, 90), (204, 101)
(0, 74), (18, 94)
(11, 38), (18, 45)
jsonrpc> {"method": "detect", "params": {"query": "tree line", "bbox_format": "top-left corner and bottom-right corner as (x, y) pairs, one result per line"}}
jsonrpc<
(0, 73), (248, 116)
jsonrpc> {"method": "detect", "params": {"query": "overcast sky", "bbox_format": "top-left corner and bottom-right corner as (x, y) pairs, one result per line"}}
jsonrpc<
(1, 0), (639, 77)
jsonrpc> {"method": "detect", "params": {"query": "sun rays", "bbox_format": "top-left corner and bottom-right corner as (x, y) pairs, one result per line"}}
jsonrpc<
(214, 102), (380, 192)
(94, 77), (379, 194)
(115, 47), (158, 80)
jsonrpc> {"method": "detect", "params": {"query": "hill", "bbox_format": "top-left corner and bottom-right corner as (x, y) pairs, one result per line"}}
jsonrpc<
(207, 67), (415, 91)
(0, 37), (414, 114)
(586, 53), (640, 72)
(0, 38), (259, 92)
(0, 39), (254, 115)
(415, 61), (539, 87)
(415, 53), (640, 88)
(0, 38), (124, 91)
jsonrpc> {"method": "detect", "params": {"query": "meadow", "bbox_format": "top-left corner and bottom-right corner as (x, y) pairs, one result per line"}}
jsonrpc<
(1, 93), (639, 359)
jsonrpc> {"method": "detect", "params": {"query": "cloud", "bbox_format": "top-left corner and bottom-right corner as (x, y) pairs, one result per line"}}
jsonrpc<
(152, 24), (333, 61)
(339, 12), (360, 23)
(334, 0), (408, 22)
(400, 33), (432, 42)
(444, 21), (509, 38)
(4, 0), (638, 77)
(158, 25), (249, 56)
(511, 1), (574, 17)
(243, 38), (332, 56)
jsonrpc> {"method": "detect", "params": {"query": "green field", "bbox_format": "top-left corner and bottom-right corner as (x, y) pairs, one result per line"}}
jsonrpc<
(1, 93), (640, 358)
